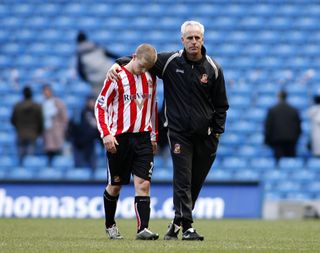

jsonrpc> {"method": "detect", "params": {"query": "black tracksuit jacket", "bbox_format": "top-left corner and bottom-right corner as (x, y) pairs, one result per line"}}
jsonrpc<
(152, 47), (229, 136)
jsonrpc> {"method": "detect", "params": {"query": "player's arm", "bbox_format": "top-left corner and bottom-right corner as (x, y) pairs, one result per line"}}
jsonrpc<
(95, 79), (119, 153)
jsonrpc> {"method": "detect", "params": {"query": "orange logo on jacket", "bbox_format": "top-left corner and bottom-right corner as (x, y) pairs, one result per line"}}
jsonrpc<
(200, 74), (208, 84)
(173, 144), (181, 154)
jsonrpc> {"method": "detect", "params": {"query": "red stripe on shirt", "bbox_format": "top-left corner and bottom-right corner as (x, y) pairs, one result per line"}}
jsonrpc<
(139, 73), (149, 132)
(126, 69), (137, 133)
(115, 78), (124, 135)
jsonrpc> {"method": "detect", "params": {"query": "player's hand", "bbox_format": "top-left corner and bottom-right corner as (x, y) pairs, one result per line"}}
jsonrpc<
(151, 141), (157, 155)
(103, 134), (119, 154)
(106, 63), (121, 81)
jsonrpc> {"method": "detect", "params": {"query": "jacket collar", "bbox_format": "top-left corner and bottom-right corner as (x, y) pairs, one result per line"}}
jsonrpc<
(182, 46), (207, 64)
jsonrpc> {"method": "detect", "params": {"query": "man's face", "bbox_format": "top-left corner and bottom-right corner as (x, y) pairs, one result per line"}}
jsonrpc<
(43, 87), (52, 98)
(181, 25), (204, 58)
(132, 57), (152, 75)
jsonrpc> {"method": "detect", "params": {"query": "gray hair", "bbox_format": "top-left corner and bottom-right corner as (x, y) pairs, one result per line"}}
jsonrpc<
(181, 20), (205, 36)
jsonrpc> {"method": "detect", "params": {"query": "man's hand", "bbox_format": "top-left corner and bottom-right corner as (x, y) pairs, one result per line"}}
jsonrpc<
(106, 63), (121, 82)
(151, 141), (157, 155)
(103, 134), (119, 154)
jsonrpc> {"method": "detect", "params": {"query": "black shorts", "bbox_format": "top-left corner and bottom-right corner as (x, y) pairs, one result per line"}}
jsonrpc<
(106, 132), (154, 185)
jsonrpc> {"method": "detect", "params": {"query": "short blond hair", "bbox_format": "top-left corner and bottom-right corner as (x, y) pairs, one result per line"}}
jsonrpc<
(136, 43), (157, 68)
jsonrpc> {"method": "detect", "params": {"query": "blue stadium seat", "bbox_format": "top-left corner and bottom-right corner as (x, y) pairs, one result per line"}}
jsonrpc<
(264, 191), (284, 200)
(7, 168), (34, 180)
(220, 133), (245, 147)
(306, 158), (320, 172)
(93, 168), (107, 181)
(255, 95), (276, 109)
(206, 169), (233, 181)
(285, 192), (313, 200)
(233, 169), (260, 181)
(151, 167), (171, 181)
(250, 157), (276, 171)
(290, 170), (315, 183)
(221, 157), (248, 171)
(263, 170), (288, 183)
(228, 121), (259, 134)
(239, 17), (264, 29)
(225, 108), (244, 122)
(65, 168), (92, 181)
(243, 108), (267, 123)
(307, 182), (320, 195)
(238, 145), (260, 158)
(276, 181), (301, 195)
(51, 156), (74, 170)
(246, 133), (264, 145)
(216, 145), (235, 157)
(267, 17), (292, 30)
(288, 96), (309, 110)
(36, 168), (64, 180)
(0, 170), (6, 179)
(0, 107), (11, 121)
(0, 156), (18, 169)
(278, 158), (305, 171)
(22, 155), (48, 170)
(154, 155), (165, 168)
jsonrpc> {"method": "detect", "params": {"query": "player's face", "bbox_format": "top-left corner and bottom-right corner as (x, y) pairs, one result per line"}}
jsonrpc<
(132, 57), (151, 75)
(181, 25), (204, 59)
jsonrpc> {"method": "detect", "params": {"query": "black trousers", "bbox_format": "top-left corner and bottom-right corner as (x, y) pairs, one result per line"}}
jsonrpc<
(168, 130), (219, 224)
(272, 141), (297, 162)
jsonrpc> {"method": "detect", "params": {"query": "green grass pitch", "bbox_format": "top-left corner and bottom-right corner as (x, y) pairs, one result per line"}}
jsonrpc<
(1, 218), (319, 253)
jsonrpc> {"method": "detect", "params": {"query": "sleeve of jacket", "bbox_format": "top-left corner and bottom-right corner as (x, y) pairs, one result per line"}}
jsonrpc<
(150, 52), (175, 78)
(150, 75), (158, 142)
(115, 56), (131, 65)
(115, 52), (173, 79)
(212, 65), (229, 134)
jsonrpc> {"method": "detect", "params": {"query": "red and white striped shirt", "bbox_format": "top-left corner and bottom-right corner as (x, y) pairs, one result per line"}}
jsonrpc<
(95, 66), (158, 141)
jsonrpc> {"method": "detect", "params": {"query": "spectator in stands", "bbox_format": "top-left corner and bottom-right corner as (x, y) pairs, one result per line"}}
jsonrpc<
(107, 20), (229, 241)
(42, 85), (68, 166)
(11, 86), (43, 165)
(264, 90), (302, 162)
(76, 31), (119, 97)
(68, 95), (100, 170)
(307, 94), (320, 157)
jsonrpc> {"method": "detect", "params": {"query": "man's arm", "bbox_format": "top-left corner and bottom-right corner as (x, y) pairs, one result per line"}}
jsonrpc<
(110, 52), (175, 80)
(94, 79), (119, 153)
(151, 97), (158, 154)
(212, 66), (229, 135)
(150, 75), (158, 144)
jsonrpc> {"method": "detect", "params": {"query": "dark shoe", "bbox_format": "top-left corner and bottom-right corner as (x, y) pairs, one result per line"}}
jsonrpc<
(136, 228), (159, 240)
(182, 228), (204, 241)
(106, 224), (123, 240)
(164, 222), (180, 240)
